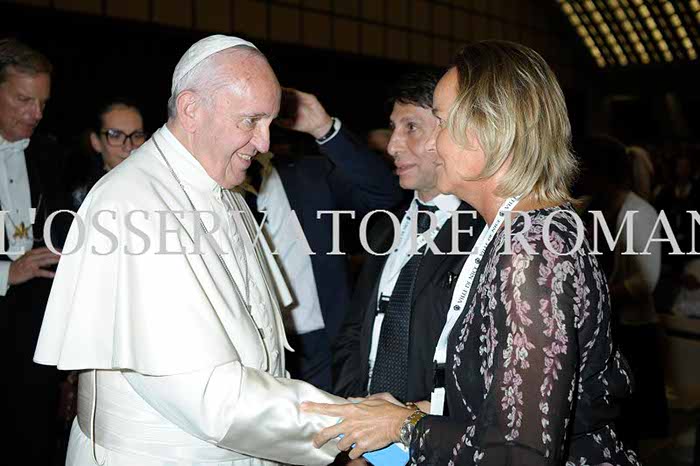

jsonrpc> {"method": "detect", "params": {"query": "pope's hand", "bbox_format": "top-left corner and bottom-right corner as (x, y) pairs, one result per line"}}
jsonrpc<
(276, 88), (333, 139)
(8, 247), (61, 286)
(301, 399), (413, 460)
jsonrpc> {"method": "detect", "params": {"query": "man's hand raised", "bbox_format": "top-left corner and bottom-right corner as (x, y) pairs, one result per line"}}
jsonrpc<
(276, 88), (334, 139)
(8, 247), (60, 286)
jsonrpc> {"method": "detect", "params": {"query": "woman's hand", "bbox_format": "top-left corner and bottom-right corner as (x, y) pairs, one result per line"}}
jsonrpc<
(415, 400), (430, 413)
(365, 392), (402, 406)
(301, 399), (414, 459)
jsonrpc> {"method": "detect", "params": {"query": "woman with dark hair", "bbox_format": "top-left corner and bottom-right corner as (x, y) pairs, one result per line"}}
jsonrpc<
(71, 99), (146, 208)
(303, 41), (640, 466)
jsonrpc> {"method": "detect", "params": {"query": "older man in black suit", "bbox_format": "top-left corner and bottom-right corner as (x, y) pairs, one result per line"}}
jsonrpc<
(0, 38), (71, 465)
(332, 71), (485, 405)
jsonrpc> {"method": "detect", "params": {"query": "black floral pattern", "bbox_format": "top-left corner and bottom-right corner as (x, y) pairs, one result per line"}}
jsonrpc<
(409, 206), (640, 466)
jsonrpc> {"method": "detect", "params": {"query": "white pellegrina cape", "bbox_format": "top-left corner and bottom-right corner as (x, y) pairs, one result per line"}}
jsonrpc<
(34, 125), (343, 466)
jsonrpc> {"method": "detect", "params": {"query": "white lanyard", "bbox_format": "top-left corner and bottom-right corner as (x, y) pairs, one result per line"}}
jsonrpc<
(429, 196), (520, 415)
(398, 203), (441, 256)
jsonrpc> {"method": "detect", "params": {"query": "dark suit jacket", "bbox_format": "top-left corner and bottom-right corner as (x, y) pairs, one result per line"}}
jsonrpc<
(0, 134), (72, 373)
(272, 127), (404, 342)
(332, 202), (485, 402)
(0, 134), (72, 460)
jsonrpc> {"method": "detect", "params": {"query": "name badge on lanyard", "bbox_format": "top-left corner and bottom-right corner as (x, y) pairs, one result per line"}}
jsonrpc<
(429, 196), (521, 415)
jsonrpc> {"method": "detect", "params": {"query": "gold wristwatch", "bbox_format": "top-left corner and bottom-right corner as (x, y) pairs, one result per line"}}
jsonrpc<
(399, 403), (427, 447)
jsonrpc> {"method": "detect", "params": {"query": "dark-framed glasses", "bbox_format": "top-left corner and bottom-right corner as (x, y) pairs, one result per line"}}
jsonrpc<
(101, 128), (147, 147)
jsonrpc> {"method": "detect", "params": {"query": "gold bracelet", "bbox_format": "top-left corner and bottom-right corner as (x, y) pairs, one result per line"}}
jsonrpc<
(399, 404), (427, 447)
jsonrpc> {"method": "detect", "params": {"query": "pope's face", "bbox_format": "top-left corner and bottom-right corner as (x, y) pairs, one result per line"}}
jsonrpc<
(0, 68), (50, 142)
(194, 54), (280, 189)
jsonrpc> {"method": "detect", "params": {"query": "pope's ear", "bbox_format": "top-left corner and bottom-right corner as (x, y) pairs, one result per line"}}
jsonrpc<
(175, 90), (200, 133)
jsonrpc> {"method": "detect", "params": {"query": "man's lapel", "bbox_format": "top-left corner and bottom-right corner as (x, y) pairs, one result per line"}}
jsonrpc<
(24, 143), (42, 211)
(272, 156), (304, 227)
(412, 202), (482, 300)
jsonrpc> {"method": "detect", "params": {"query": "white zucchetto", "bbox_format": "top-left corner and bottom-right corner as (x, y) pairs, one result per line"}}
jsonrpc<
(171, 34), (257, 94)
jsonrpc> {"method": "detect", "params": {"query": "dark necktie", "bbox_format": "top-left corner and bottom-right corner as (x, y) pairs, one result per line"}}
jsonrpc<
(369, 201), (439, 401)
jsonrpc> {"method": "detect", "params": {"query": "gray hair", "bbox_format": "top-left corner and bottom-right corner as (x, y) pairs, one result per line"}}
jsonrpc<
(167, 45), (262, 119)
(0, 38), (52, 85)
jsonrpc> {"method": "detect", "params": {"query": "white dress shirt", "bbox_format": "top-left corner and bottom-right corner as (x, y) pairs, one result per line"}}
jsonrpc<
(256, 165), (326, 335)
(367, 192), (461, 387)
(0, 135), (33, 296)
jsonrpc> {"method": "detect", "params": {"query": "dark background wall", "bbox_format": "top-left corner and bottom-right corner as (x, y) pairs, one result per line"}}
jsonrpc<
(2, 0), (698, 149)
(0, 0), (591, 146)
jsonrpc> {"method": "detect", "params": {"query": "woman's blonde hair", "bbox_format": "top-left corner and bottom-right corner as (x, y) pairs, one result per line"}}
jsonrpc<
(447, 40), (577, 204)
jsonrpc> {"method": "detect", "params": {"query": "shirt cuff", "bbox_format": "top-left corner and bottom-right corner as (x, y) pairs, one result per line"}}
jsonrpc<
(0, 260), (11, 296)
(315, 118), (342, 145)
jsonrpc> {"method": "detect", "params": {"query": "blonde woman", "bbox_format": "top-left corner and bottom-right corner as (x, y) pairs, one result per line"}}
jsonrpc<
(303, 41), (640, 466)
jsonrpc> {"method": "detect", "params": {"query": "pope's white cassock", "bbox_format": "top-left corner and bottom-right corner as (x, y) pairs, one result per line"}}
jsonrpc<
(34, 123), (344, 466)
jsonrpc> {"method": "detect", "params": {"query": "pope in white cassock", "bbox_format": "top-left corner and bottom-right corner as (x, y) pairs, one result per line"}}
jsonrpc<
(34, 35), (346, 466)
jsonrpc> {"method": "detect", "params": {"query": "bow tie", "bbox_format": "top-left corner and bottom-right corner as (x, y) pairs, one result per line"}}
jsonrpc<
(0, 138), (30, 157)
(415, 200), (439, 213)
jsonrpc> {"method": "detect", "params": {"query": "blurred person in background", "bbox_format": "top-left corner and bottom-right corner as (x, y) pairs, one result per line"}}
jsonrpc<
(366, 128), (391, 159)
(655, 153), (698, 263)
(580, 134), (667, 447)
(71, 98), (146, 209)
(627, 145), (655, 201)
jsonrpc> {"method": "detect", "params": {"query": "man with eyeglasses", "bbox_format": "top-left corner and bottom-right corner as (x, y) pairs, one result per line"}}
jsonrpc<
(0, 38), (72, 465)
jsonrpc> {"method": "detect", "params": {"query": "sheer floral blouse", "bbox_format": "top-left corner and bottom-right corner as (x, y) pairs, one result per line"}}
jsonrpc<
(409, 205), (640, 466)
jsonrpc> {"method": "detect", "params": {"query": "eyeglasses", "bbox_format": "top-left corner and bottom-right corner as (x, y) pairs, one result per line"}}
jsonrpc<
(100, 128), (147, 147)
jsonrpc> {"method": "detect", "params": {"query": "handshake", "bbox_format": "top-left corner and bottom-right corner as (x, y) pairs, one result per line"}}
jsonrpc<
(302, 392), (430, 464)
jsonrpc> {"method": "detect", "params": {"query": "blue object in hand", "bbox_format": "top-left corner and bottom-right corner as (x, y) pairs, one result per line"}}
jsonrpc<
(363, 442), (409, 465)
(337, 434), (409, 465)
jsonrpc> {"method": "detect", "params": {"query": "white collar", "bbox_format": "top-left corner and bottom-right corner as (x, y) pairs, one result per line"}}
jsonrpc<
(156, 124), (220, 193)
(412, 192), (462, 212)
(0, 134), (30, 158)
